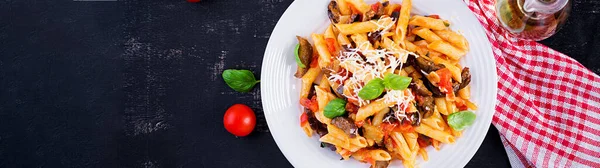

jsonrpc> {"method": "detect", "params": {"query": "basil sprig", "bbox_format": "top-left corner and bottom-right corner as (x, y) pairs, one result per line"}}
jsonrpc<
(294, 44), (306, 68)
(383, 74), (412, 90)
(447, 111), (476, 131)
(323, 98), (347, 118)
(358, 78), (385, 100)
(358, 74), (413, 100)
(222, 69), (260, 92)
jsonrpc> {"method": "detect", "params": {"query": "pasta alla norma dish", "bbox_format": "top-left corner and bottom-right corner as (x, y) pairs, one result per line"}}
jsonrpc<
(293, 0), (477, 167)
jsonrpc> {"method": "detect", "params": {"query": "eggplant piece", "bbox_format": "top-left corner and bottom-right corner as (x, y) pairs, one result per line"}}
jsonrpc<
(409, 73), (435, 118)
(415, 57), (445, 73)
(331, 117), (358, 138)
(307, 110), (328, 137)
(320, 142), (336, 151)
(371, 161), (390, 168)
(416, 95), (434, 118)
(383, 108), (399, 124)
(418, 134), (432, 146)
(382, 1), (389, 7)
(409, 73), (433, 96)
(422, 77), (444, 97)
(363, 10), (377, 21)
(406, 111), (422, 126)
(350, 14), (361, 23)
(328, 1), (342, 23)
(294, 36), (313, 78)
(451, 67), (471, 93)
(368, 30), (382, 44)
(459, 67), (471, 89)
(390, 11), (400, 21)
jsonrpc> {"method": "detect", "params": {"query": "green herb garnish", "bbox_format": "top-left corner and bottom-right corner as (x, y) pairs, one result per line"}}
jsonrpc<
(447, 111), (476, 131)
(383, 74), (412, 90)
(323, 98), (347, 118)
(358, 78), (385, 100)
(222, 69), (260, 92)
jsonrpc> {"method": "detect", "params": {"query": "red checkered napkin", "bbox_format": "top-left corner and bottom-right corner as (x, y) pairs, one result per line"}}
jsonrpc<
(463, 0), (600, 167)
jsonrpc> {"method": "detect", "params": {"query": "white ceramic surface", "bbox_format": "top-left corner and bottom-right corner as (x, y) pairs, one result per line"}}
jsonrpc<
(260, 0), (497, 167)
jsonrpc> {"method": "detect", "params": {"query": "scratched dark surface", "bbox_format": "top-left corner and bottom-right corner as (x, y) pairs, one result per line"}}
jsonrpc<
(0, 0), (598, 167)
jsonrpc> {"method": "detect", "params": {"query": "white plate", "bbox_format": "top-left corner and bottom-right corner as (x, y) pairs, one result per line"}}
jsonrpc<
(261, 0), (497, 167)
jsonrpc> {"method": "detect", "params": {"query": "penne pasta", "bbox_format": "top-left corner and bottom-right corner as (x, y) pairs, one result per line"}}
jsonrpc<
(434, 29), (469, 51)
(372, 107), (390, 126)
(318, 75), (330, 90)
(412, 27), (443, 43)
(301, 124), (313, 137)
(414, 124), (456, 144)
(402, 131), (419, 152)
(345, 0), (371, 14)
(336, 146), (353, 160)
(324, 25), (341, 52)
(394, 0), (411, 48)
(422, 108), (446, 131)
(390, 131), (413, 161)
(337, 33), (351, 47)
(356, 98), (390, 121)
(458, 85), (470, 100)
(362, 123), (384, 143)
(419, 148), (429, 161)
(352, 149), (392, 162)
(465, 99), (478, 110)
(315, 86), (335, 124)
(404, 40), (419, 53)
(381, 37), (411, 63)
(445, 99), (457, 114)
(336, 0), (352, 15)
(428, 40), (466, 60)
(385, 4), (400, 16)
(336, 17), (394, 35)
(408, 15), (447, 30)
(311, 33), (332, 68)
(350, 33), (374, 51)
(300, 67), (321, 98)
(435, 97), (448, 115)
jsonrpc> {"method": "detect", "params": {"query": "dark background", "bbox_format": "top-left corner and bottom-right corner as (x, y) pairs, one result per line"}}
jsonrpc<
(0, 0), (598, 167)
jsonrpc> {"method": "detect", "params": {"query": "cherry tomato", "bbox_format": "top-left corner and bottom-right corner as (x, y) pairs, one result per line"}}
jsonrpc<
(325, 38), (336, 53)
(223, 104), (256, 137)
(299, 96), (318, 112)
(371, 2), (381, 12)
(300, 112), (308, 126)
(187, 0), (201, 3)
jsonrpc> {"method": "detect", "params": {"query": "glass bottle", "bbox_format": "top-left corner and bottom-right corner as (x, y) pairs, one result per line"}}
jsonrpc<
(495, 0), (571, 41)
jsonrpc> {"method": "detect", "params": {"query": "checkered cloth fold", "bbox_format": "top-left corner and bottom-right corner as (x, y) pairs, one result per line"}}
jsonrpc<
(464, 0), (600, 167)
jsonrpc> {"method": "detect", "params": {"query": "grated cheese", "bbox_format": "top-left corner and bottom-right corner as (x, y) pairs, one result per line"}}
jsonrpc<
(384, 89), (415, 121)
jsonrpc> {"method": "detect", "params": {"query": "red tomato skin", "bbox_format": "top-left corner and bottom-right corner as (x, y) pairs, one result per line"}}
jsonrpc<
(300, 112), (308, 126)
(187, 0), (201, 3)
(223, 104), (256, 137)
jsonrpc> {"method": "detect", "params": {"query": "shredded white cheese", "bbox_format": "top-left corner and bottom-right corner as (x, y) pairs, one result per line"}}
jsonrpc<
(384, 89), (415, 121)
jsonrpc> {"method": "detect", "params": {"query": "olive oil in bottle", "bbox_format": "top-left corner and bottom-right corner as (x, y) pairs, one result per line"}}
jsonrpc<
(495, 0), (571, 41)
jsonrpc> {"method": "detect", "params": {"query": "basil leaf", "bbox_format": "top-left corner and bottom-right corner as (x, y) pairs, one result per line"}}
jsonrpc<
(383, 74), (412, 90)
(294, 44), (306, 68)
(447, 111), (476, 131)
(358, 78), (385, 100)
(323, 98), (347, 118)
(222, 69), (260, 92)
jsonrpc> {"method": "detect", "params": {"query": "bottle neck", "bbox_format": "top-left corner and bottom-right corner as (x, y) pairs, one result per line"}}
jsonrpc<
(522, 0), (569, 14)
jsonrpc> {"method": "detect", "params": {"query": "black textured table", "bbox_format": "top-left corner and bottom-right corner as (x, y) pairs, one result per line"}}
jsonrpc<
(0, 0), (598, 167)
